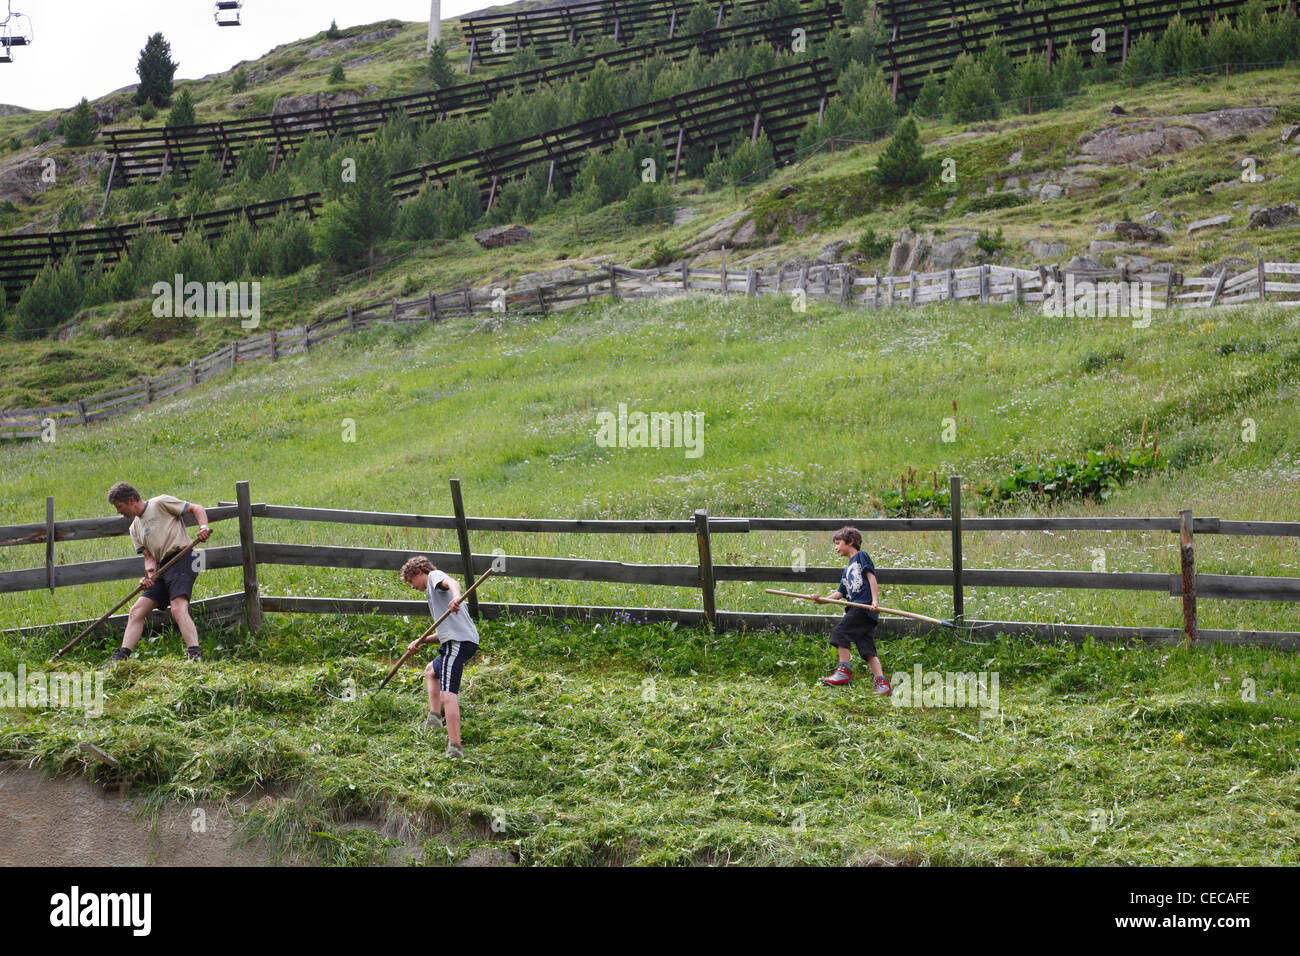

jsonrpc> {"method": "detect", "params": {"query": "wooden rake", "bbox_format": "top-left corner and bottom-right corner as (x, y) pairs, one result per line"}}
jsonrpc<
(374, 568), (494, 692)
(51, 537), (204, 662)
(764, 588), (996, 645)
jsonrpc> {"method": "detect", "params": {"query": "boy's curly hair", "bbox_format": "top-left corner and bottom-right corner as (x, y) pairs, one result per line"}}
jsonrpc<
(400, 555), (436, 582)
(107, 482), (142, 505)
(832, 526), (862, 550)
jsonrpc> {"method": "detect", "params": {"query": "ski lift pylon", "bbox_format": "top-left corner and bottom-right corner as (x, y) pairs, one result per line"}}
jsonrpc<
(214, 1), (243, 27)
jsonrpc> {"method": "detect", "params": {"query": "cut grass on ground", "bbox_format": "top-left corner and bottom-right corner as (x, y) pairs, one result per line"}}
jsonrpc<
(3, 615), (1296, 865)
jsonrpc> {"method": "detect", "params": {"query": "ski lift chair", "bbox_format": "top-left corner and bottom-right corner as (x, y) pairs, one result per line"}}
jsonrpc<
(214, 1), (243, 27)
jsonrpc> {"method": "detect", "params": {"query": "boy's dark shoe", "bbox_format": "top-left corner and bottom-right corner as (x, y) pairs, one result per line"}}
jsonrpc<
(99, 647), (132, 670)
(445, 744), (464, 759)
(186, 646), (203, 662)
(820, 664), (853, 686)
(874, 676), (892, 696)
(423, 713), (445, 729)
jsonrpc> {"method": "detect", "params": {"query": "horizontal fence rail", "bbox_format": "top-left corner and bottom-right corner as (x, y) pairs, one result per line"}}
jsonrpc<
(5, 257), (1298, 440)
(2, 481), (1298, 649)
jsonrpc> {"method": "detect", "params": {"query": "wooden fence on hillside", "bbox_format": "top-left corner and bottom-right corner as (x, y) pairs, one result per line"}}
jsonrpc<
(4, 256), (1299, 440)
(0, 194), (321, 306)
(101, 5), (843, 188)
(4, 57), (833, 300)
(458, 0), (796, 66)
(2, 479), (1298, 650)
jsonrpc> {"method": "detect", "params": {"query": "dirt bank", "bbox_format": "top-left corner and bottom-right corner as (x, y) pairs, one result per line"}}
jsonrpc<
(0, 761), (293, 866)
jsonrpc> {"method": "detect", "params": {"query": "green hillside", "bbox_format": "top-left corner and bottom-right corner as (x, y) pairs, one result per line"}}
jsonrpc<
(1, 1), (1298, 870)
(3, 294), (1297, 632)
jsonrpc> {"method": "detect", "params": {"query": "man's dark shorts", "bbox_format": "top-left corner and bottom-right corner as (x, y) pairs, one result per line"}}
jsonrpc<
(432, 640), (477, 694)
(829, 606), (879, 660)
(142, 550), (199, 605)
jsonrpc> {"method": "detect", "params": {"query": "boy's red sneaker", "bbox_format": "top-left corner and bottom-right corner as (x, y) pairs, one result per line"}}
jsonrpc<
(874, 676), (892, 696)
(820, 664), (853, 686)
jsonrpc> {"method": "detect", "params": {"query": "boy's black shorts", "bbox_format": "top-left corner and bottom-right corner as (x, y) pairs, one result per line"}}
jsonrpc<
(141, 550), (199, 606)
(432, 640), (477, 694)
(829, 606), (879, 660)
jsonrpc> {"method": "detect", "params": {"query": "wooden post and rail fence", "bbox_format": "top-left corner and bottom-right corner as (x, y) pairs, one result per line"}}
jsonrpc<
(5, 257), (1300, 441)
(3, 478), (1298, 651)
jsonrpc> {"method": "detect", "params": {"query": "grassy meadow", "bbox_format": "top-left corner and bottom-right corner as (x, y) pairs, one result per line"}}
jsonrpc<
(2, 291), (1297, 635)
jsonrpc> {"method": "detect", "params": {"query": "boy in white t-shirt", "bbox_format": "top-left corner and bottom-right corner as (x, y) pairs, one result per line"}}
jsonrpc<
(400, 555), (479, 759)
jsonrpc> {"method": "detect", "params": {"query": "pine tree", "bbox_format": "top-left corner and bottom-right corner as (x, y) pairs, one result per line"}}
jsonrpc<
(428, 42), (456, 90)
(314, 152), (396, 269)
(979, 33), (1015, 101)
(326, 19), (343, 39)
(912, 72), (942, 119)
(944, 53), (998, 122)
(329, 63), (346, 85)
(63, 98), (100, 147)
(873, 116), (933, 188)
(135, 33), (178, 107)
(167, 88), (196, 128)
(11, 255), (86, 339)
(577, 60), (617, 120)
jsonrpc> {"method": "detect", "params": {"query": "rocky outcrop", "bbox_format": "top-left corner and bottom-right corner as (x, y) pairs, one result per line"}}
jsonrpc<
(474, 224), (532, 248)
(1187, 214), (1233, 235)
(272, 91), (363, 115)
(1028, 239), (1069, 260)
(1115, 221), (1163, 242)
(684, 210), (749, 254)
(514, 266), (576, 291)
(1076, 107), (1277, 164)
(815, 240), (852, 263)
(305, 27), (401, 60)
(888, 229), (927, 272)
(0, 150), (59, 204)
(928, 231), (979, 270)
(1247, 203), (1298, 229)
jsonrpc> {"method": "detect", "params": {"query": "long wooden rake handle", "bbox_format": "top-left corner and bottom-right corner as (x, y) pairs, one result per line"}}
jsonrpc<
(764, 588), (951, 627)
(376, 567), (494, 692)
(52, 538), (203, 661)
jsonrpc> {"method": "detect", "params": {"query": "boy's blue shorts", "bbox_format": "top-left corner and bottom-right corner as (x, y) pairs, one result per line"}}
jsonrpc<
(829, 606), (878, 660)
(432, 640), (477, 694)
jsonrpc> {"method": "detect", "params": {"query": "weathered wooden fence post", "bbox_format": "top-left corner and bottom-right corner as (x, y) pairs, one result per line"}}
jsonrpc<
(695, 509), (717, 631)
(46, 496), (55, 593)
(950, 476), (964, 622)
(1179, 509), (1198, 644)
(720, 249), (728, 294)
(449, 478), (480, 620)
(681, 260), (690, 291)
(236, 480), (262, 631)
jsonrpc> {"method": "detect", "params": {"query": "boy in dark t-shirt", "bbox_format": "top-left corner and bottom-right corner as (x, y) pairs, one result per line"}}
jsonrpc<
(812, 526), (891, 694)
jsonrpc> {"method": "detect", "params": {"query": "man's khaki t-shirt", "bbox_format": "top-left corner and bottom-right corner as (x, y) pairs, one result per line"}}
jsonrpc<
(128, 495), (192, 561)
